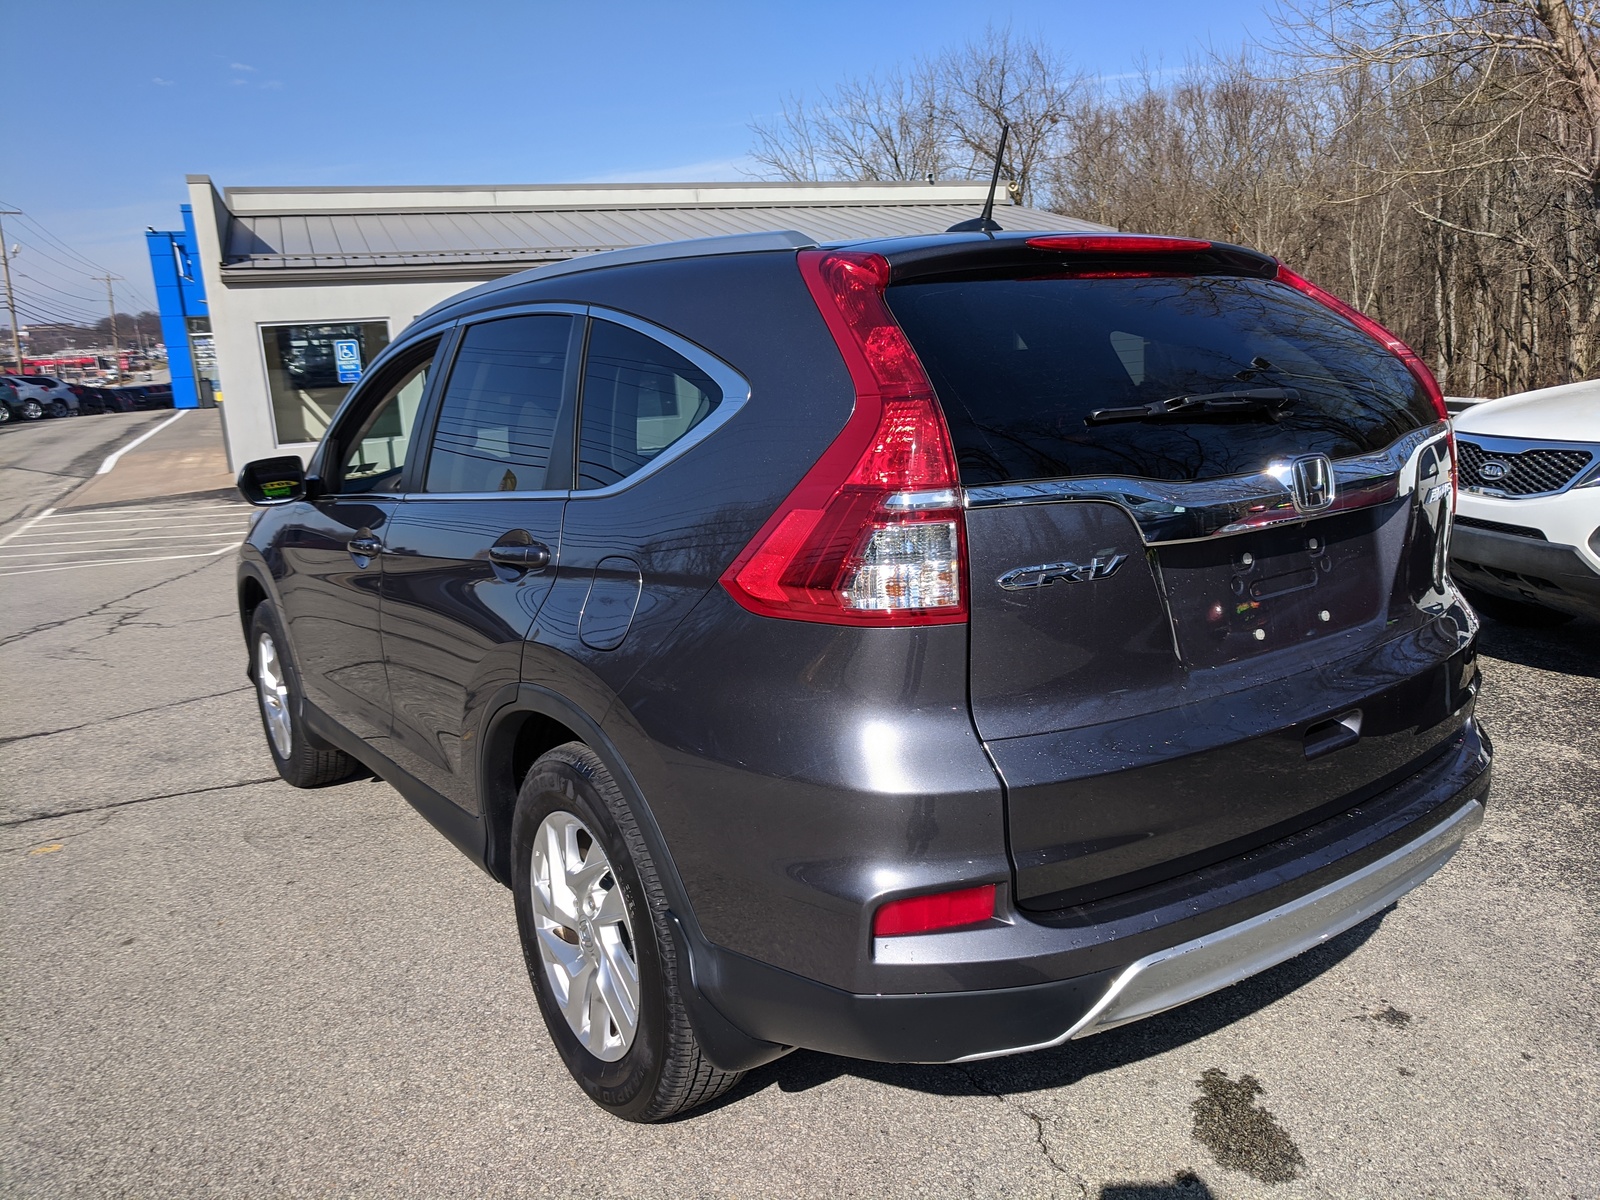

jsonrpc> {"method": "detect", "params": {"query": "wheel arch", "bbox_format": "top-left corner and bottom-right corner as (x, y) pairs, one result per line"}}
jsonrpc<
(477, 681), (791, 1072)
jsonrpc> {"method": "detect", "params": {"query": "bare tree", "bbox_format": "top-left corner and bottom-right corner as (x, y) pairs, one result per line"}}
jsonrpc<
(750, 3), (1599, 394)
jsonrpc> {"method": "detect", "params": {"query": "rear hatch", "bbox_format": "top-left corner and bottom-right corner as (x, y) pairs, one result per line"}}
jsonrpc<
(883, 238), (1463, 910)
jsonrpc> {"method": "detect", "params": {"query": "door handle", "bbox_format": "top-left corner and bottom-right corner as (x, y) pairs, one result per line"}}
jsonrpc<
(348, 534), (383, 558)
(488, 542), (551, 570)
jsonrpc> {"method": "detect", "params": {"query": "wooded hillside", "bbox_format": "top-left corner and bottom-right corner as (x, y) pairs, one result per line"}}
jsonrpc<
(752, 2), (1600, 397)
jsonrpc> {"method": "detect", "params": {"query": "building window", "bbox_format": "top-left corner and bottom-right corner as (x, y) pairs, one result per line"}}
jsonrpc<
(260, 321), (389, 445)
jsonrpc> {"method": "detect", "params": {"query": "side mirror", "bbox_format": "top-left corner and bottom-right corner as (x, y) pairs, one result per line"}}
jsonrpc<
(238, 455), (309, 506)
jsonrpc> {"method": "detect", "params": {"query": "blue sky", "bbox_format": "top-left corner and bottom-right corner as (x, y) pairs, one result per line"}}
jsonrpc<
(5, 0), (1272, 324)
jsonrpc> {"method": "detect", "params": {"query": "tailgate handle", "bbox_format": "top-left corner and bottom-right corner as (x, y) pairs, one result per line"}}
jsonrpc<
(1304, 710), (1362, 760)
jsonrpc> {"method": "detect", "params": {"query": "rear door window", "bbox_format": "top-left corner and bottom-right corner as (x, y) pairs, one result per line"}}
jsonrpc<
(885, 274), (1437, 486)
(424, 314), (573, 494)
(576, 320), (721, 490)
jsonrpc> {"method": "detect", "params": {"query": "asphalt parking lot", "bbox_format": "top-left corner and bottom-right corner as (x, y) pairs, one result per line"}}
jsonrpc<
(2, 416), (1596, 1199)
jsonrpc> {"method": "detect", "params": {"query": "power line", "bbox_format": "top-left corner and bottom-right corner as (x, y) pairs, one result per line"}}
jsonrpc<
(0, 202), (111, 273)
(0, 203), (159, 312)
(13, 292), (103, 323)
(11, 272), (103, 306)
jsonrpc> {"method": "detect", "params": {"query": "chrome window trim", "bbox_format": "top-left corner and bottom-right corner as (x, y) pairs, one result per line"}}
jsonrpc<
(395, 489), (569, 503)
(388, 302), (750, 503)
(569, 307), (751, 500)
(1453, 431), (1600, 499)
(962, 422), (1451, 545)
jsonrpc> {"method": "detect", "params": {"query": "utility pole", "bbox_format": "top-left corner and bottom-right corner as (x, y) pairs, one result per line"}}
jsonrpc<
(0, 210), (21, 373)
(96, 272), (123, 381)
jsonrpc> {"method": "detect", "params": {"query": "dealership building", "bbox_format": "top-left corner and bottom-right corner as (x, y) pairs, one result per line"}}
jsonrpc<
(178, 176), (1101, 470)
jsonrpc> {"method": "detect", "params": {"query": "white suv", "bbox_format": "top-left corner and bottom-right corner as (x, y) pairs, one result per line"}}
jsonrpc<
(1, 375), (79, 417)
(1450, 377), (1600, 625)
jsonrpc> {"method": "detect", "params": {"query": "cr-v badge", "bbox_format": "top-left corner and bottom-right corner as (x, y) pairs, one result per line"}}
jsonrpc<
(998, 553), (1128, 590)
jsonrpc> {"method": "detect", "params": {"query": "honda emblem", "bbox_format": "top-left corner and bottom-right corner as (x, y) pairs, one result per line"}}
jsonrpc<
(1290, 455), (1336, 513)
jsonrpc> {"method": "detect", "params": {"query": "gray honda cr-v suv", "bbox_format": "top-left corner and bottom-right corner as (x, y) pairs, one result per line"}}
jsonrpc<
(236, 229), (1490, 1121)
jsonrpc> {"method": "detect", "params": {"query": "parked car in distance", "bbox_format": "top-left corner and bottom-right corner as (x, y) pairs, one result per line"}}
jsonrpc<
(235, 229), (1490, 1122)
(0, 377), (39, 422)
(2, 374), (78, 417)
(67, 383), (118, 414)
(102, 383), (173, 411)
(1450, 377), (1600, 625)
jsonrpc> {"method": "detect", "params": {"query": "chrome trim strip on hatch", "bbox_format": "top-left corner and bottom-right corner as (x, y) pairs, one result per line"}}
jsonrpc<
(951, 796), (1482, 1063)
(962, 423), (1451, 545)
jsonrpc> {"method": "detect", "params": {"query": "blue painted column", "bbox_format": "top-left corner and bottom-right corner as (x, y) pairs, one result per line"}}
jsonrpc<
(145, 204), (209, 409)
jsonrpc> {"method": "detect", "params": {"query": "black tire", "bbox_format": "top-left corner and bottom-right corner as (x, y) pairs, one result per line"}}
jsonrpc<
(247, 602), (360, 787)
(47, 399), (69, 418)
(0, 403), (10, 424)
(1461, 586), (1576, 628)
(20, 399), (43, 420)
(512, 743), (742, 1122)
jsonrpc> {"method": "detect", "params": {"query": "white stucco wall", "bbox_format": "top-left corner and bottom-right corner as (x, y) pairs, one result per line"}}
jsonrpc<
(187, 177), (490, 470)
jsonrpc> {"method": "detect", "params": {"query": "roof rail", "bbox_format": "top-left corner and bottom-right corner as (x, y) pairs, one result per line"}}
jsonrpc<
(412, 229), (819, 327)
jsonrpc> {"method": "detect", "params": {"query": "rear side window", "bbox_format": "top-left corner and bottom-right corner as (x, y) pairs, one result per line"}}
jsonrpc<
(425, 314), (572, 493)
(885, 274), (1437, 485)
(577, 320), (721, 490)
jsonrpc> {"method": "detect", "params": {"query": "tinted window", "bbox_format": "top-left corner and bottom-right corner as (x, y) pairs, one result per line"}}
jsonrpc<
(425, 315), (572, 493)
(885, 274), (1437, 485)
(337, 343), (437, 494)
(577, 321), (721, 490)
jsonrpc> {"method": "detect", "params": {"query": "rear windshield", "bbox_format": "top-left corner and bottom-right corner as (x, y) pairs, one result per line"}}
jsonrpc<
(885, 273), (1436, 486)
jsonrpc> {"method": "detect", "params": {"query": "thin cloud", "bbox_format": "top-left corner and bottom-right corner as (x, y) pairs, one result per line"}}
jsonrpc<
(231, 78), (249, 86)
(588, 156), (755, 183)
(152, 77), (174, 86)
(230, 62), (257, 72)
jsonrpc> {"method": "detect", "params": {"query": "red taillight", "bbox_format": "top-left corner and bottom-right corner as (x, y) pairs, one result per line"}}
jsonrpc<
(720, 249), (967, 625)
(1026, 234), (1213, 254)
(1274, 264), (1455, 506)
(874, 883), (996, 938)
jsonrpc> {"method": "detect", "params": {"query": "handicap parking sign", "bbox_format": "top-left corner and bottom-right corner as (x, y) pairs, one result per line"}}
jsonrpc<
(333, 338), (363, 384)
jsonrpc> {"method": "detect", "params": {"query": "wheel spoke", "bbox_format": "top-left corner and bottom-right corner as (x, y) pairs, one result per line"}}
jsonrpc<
(542, 822), (580, 923)
(586, 989), (612, 1055)
(595, 947), (639, 1039)
(599, 933), (640, 1012)
(592, 883), (627, 926)
(559, 957), (596, 1028)
(536, 925), (584, 976)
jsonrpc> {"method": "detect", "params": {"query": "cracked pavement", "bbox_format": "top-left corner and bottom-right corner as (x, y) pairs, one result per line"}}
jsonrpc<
(2, 419), (1596, 1198)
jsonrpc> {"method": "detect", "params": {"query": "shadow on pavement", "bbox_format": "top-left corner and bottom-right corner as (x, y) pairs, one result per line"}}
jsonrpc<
(709, 906), (1389, 1112)
(1473, 613), (1600, 678)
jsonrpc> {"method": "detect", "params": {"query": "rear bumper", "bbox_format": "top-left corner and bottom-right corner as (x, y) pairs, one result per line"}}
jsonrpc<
(689, 719), (1490, 1065)
(989, 794), (1480, 1055)
(1451, 525), (1600, 620)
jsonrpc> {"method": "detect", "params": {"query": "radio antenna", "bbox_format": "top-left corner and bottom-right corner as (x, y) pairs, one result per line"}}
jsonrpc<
(947, 122), (1010, 234)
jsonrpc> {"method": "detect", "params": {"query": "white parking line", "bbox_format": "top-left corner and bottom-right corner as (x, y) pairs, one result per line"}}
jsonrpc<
(0, 543), (242, 577)
(0, 507), (57, 548)
(0, 530), (253, 552)
(0, 498), (254, 577)
(42, 501), (249, 517)
(9, 520), (253, 537)
(95, 410), (188, 475)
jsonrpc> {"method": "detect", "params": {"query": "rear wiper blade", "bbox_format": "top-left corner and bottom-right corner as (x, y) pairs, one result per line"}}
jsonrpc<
(1086, 387), (1298, 426)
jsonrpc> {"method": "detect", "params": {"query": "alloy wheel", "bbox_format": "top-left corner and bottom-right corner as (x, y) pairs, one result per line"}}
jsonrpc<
(255, 631), (294, 758)
(529, 811), (640, 1061)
